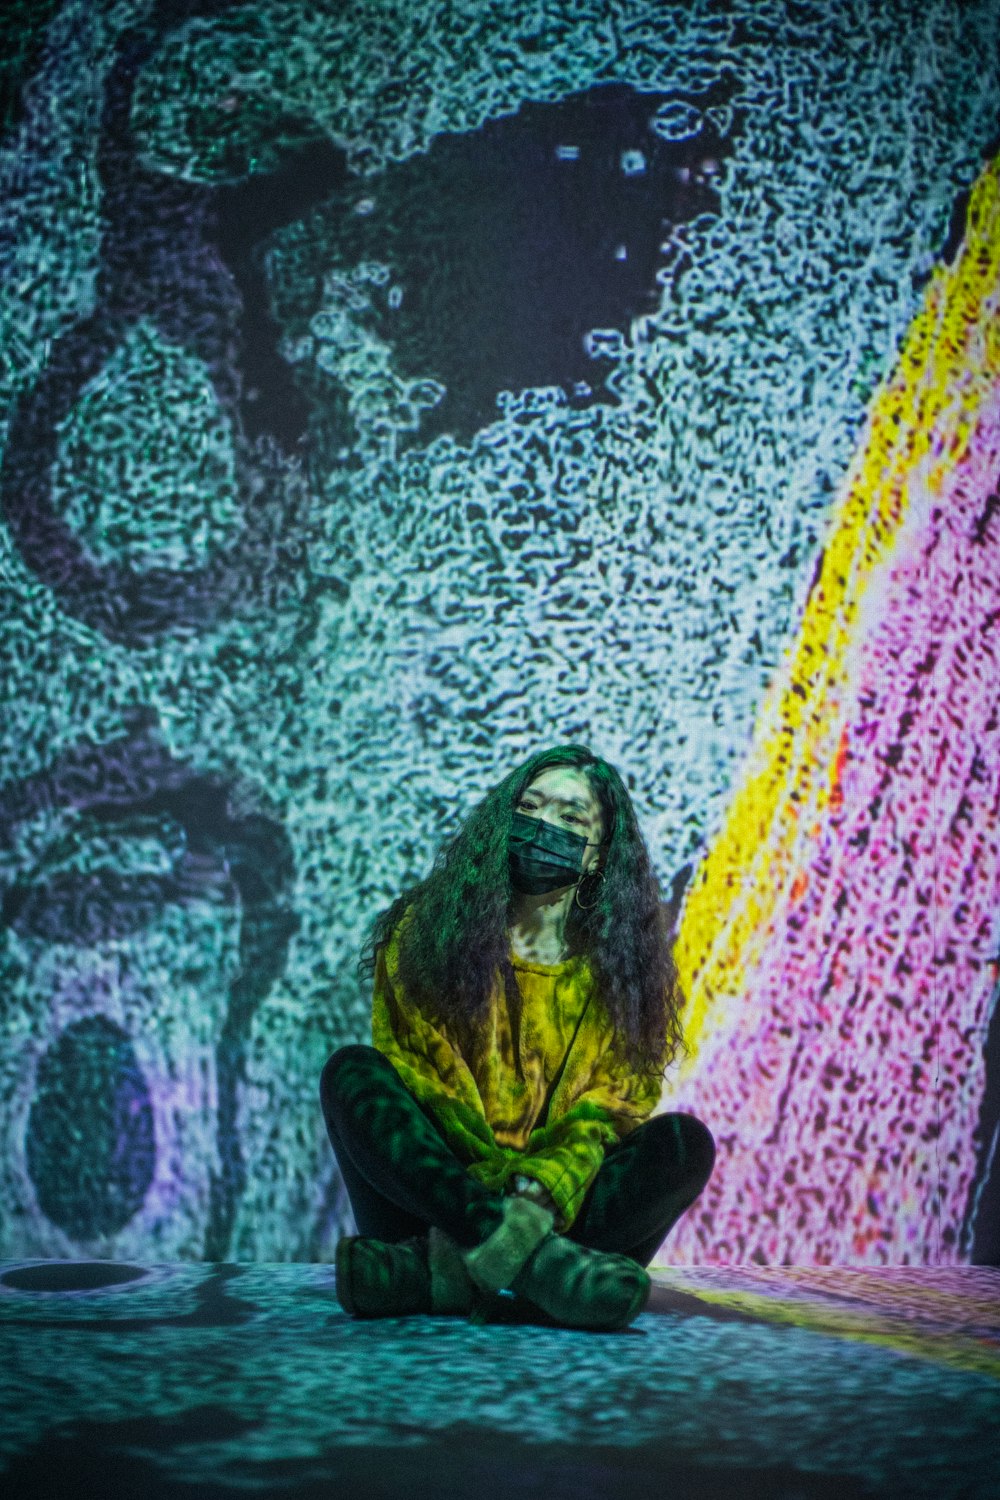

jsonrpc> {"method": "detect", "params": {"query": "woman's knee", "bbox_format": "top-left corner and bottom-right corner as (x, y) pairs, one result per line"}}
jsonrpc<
(646, 1111), (716, 1192)
(320, 1043), (390, 1110)
(676, 1113), (715, 1190)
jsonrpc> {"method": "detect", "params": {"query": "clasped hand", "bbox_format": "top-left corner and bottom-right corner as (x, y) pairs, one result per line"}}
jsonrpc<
(509, 1172), (557, 1216)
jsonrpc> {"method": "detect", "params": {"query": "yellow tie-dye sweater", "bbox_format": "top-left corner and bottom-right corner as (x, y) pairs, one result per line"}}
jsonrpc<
(371, 924), (664, 1230)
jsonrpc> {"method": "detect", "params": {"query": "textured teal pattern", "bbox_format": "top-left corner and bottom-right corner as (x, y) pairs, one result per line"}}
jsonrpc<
(1, 1262), (998, 1497)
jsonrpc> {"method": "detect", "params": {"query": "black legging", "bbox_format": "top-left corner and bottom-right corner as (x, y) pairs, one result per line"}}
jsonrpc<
(320, 1045), (714, 1268)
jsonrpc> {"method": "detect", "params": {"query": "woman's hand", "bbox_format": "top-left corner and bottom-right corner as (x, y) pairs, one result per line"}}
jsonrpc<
(509, 1173), (558, 1217)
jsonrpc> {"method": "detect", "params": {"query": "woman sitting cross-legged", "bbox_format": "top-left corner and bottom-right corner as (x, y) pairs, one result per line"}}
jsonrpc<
(320, 743), (715, 1331)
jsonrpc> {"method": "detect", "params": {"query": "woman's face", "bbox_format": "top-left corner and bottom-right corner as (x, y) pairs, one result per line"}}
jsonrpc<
(516, 766), (605, 875)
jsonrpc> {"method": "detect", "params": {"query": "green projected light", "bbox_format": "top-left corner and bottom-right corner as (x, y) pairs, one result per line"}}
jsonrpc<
(0, 0), (997, 1264)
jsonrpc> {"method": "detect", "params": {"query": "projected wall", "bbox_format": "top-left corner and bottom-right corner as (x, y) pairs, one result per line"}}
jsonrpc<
(0, 0), (997, 1264)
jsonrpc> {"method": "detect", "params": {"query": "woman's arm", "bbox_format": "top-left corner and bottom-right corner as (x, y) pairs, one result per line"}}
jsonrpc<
(371, 939), (499, 1165)
(508, 1172), (559, 1215)
(506, 1043), (664, 1230)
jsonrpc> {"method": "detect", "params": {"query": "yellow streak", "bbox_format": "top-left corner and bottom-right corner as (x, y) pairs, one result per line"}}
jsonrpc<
(658, 1272), (1000, 1381)
(674, 159), (1000, 1064)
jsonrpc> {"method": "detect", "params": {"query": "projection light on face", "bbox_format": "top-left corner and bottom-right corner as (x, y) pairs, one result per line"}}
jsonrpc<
(510, 770), (604, 894)
(509, 812), (590, 894)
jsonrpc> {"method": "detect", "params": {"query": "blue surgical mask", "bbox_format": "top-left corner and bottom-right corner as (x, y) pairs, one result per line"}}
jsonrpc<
(508, 810), (589, 894)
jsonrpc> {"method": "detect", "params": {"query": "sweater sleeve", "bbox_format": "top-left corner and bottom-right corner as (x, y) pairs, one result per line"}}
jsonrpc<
(370, 937), (500, 1167)
(505, 1036), (664, 1231)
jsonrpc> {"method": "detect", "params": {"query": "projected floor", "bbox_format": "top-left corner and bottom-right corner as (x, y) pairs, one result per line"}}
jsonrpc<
(2, 1261), (998, 1498)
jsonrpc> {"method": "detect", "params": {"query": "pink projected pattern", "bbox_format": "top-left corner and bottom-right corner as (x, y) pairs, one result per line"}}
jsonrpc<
(662, 163), (1000, 1264)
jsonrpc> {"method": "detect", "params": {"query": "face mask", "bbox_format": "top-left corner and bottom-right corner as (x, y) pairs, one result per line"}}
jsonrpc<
(508, 810), (590, 894)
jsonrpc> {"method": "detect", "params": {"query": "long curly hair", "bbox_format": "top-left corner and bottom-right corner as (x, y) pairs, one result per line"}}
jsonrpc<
(359, 744), (685, 1075)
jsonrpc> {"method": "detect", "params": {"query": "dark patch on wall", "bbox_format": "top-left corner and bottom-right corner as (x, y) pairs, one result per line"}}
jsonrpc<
(966, 974), (1000, 1264)
(0, 0), (64, 139)
(214, 140), (349, 446)
(1, 711), (299, 1257)
(26, 1015), (156, 1239)
(267, 82), (734, 449)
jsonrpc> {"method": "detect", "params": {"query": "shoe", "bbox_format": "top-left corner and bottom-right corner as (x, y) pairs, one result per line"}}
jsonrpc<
(513, 1234), (651, 1331)
(335, 1231), (477, 1318)
(428, 1226), (477, 1314)
(335, 1234), (431, 1318)
(461, 1195), (650, 1332)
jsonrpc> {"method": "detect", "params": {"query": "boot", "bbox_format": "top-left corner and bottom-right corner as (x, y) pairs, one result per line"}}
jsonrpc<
(335, 1230), (477, 1318)
(335, 1234), (432, 1318)
(428, 1226), (476, 1314)
(461, 1195), (651, 1332)
(337, 1202), (651, 1331)
(512, 1233), (651, 1331)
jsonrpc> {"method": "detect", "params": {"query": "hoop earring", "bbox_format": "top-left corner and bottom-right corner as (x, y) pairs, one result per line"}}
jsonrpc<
(574, 870), (605, 911)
